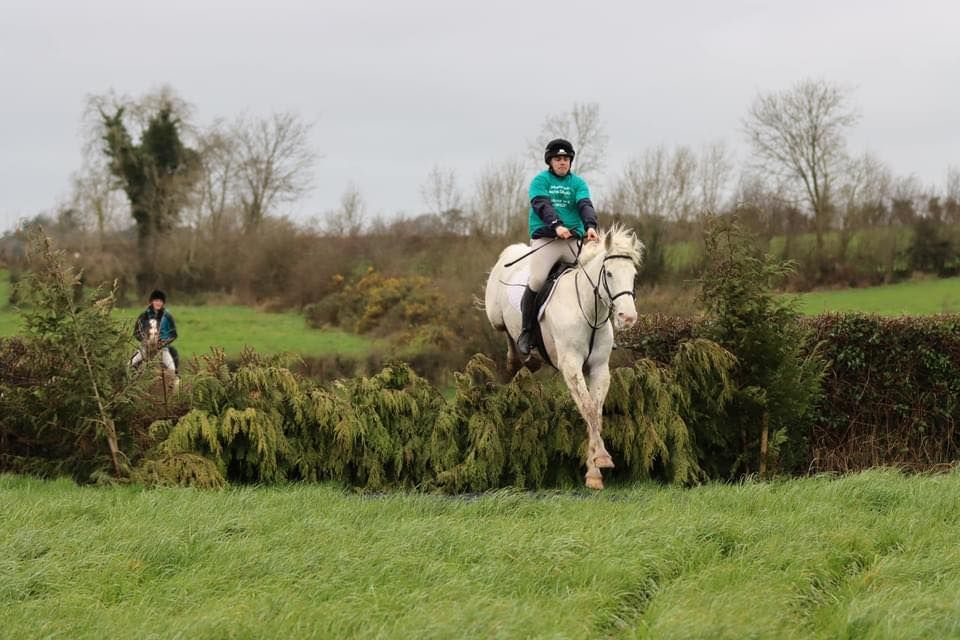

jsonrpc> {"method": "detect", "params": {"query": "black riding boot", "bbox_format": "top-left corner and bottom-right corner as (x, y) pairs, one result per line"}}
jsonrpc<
(517, 286), (538, 356)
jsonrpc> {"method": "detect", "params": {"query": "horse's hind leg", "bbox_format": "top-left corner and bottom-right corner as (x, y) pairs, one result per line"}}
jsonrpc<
(505, 335), (523, 380)
(559, 356), (605, 489)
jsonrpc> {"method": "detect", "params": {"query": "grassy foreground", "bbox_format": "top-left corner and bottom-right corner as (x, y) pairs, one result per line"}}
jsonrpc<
(3, 470), (960, 639)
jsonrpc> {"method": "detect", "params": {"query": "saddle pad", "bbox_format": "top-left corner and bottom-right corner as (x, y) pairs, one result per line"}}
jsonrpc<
(505, 267), (562, 320)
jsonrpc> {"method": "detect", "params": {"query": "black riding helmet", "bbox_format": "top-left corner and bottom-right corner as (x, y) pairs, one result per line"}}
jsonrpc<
(149, 290), (166, 303)
(544, 138), (576, 164)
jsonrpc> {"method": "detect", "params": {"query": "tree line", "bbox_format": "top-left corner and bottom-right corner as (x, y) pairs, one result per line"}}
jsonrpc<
(3, 79), (960, 299)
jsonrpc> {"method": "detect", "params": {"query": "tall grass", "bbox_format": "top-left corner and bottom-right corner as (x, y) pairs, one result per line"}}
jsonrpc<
(3, 469), (959, 639)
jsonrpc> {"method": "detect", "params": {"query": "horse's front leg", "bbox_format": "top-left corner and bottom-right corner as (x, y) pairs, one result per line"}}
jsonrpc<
(586, 363), (614, 469)
(559, 355), (605, 490)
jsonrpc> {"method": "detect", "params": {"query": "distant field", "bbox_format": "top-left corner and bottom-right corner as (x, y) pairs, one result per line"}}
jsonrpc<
(793, 276), (960, 316)
(3, 469), (960, 639)
(111, 305), (373, 358)
(0, 269), (373, 358)
(0, 270), (19, 335)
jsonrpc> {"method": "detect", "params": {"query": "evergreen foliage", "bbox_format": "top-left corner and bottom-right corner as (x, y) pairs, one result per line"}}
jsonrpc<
(301, 360), (445, 489)
(141, 351), (447, 490)
(0, 233), (147, 480)
(431, 348), (734, 492)
(100, 102), (198, 289)
(695, 218), (827, 477)
(808, 313), (960, 471)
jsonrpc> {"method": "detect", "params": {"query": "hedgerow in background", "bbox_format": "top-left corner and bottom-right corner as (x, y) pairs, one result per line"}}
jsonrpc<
(696, 219), (826, 478)
(808, 313), (960, 472)
(0, 233), (147, 480)
(305, 268), (451, 336)
(304, 266), (502, 382)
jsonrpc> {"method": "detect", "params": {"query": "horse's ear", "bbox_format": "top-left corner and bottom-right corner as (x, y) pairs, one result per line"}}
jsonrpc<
(604, 229), (612, 251)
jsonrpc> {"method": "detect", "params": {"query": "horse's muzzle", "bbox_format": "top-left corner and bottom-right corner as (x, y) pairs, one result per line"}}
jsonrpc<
(615, 311), (638, 330)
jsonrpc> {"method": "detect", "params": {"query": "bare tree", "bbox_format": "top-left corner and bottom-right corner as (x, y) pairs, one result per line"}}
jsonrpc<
(837, 152), (892, 229)
(473, 158), (528, 235)
(324, 183), (366, 237)
(698, 140), (734, 214)
(529, 102), (608, 177)
(945, 166), (960, 225)
(611, 145), (698, 221)
(947, 166), (960, 202)
(890, 174), (925, 225)
(743, 78), (859, 269)
(69, 161), (128, 244)
(194, 121), (239, 237)
(420, 165), (464, 216)
(232, 112), (317, 230)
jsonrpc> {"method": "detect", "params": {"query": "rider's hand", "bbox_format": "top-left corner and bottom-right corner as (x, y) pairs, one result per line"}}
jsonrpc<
(585, 227), (599, 242)
(556, 225), (572, 239)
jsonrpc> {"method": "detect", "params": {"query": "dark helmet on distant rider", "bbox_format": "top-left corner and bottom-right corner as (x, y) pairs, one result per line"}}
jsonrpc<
(544, 138), (576, 164)
(149, 290), (166, 303)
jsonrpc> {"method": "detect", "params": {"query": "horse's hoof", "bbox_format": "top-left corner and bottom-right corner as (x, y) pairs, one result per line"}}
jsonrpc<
(595, 454), (615, 469)
(585, 475), (604, 490)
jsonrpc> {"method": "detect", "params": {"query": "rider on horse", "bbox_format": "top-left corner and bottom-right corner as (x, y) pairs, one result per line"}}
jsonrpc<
(130, 289), (179, 375)
(517, 138), (600, 356)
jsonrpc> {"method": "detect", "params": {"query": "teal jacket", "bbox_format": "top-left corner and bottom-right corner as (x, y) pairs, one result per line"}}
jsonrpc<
(528, 170), (598, 239)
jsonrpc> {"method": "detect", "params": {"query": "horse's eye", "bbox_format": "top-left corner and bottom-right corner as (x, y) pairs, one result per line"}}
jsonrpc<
(606, 270), (613, 277)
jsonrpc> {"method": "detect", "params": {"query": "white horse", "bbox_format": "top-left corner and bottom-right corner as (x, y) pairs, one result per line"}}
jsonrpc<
(130, 318), (179, 390)
(485, 225), (644, 489)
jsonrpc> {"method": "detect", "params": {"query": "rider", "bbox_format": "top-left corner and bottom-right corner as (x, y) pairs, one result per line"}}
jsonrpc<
(130, 289), (179, 374)
(517, 138), (599, 356)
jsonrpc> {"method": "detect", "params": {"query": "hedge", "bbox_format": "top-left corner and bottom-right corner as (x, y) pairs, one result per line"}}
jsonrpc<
(619, 313), (960, 473)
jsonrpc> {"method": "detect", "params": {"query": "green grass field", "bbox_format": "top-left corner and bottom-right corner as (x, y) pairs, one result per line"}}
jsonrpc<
(793, 276), (960, 316)
(109, 305), (373, 358)
(2, 469), (959, 639)
(0, 269), (373, 358)
(0, 271), (19, 335)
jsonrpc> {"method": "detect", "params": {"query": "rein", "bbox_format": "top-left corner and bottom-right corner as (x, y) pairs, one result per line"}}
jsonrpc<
(503, 237), (559, 268)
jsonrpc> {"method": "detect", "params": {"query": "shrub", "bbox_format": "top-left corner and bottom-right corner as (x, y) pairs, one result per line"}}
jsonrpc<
(693, 219), (827, 478)
(0, 232), (151, 481)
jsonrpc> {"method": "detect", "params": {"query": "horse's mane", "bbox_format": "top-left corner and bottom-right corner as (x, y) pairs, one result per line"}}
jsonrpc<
(579, 225), (645, 266)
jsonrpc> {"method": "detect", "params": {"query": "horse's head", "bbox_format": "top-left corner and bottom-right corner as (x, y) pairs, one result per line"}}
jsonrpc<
(145, 318), (160, 352)
(584, 226), (645, 330)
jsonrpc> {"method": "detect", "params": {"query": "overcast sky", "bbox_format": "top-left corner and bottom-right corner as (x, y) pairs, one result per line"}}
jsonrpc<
(2, 0), (958, 232)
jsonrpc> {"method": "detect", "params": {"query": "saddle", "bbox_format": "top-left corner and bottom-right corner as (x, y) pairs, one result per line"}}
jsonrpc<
(529, 259), (577, 368)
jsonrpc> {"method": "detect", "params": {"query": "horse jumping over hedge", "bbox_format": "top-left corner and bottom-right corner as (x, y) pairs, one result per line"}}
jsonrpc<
(484, 225), (644, 489)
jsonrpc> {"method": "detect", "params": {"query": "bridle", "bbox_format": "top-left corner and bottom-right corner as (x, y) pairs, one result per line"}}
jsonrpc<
(574, 252), (637, 357)
(575, 253), (636, 325)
